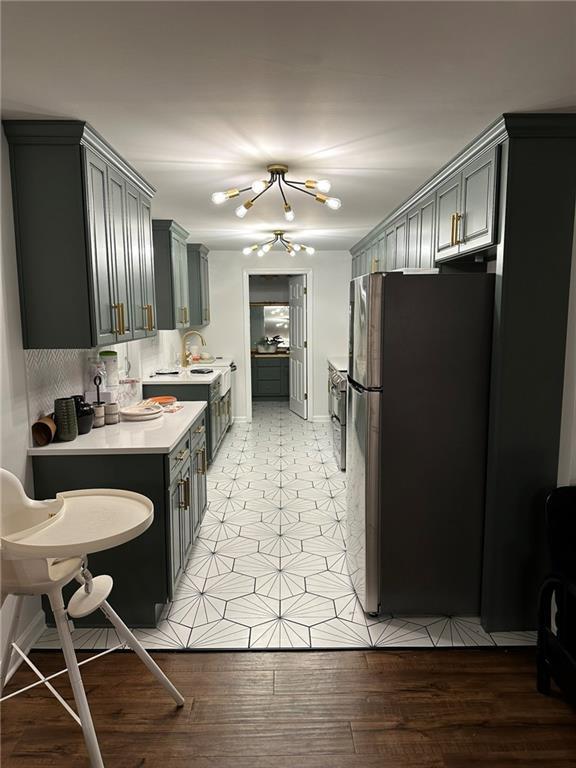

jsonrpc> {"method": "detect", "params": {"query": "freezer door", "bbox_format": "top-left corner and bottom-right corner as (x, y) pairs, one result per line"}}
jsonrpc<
(346, 380), (381, 613)
(349, 273), (384, 389)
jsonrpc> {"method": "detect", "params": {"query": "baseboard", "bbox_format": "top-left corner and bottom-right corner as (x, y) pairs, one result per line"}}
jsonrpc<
(232, 416), (248, 424)
(5, 610), (46, 683)
(311, 415), (331, 423)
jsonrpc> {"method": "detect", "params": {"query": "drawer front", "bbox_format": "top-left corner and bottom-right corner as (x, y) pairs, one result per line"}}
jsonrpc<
(168, 431), (191, 484)
(259, 365), (283, 381)
(191, 417), (206, 450)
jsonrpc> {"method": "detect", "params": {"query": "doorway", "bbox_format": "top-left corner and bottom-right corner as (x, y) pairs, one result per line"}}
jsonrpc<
(243, 267), (312, 423)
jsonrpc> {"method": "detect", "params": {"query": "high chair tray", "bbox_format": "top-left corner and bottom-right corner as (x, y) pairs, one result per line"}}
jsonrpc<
(2, 489), (153, 559)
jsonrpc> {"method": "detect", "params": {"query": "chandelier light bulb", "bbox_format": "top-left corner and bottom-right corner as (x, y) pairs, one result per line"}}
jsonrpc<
(284, 204), (295, 222)
(211, 191), (227, 205)
(326, 196), (342, 210)
(262, 243), (272, 253)
(292, 243), (302, 252)
(242, 246), (253, 256)
(257, 249), (265, 258)
(235, 200), (253, 218)
(251, 179), (267, 194)
(316, 179), (331, 193)
(305, 246), (315, 255)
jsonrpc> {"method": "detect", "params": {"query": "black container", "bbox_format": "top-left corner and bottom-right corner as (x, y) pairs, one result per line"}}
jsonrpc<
(72, 394), (95, 435)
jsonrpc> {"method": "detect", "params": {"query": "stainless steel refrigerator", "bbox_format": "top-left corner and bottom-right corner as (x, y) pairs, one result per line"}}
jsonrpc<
(346, 271), (494, 615)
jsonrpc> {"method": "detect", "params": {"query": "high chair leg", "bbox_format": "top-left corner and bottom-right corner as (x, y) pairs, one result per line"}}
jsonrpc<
(0, 595), (23, 691)
(99, 600), (185, 707)
(49, 589), (105, 768)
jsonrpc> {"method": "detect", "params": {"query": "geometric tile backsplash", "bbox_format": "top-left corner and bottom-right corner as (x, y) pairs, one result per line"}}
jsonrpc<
(25, 348), (88, 423)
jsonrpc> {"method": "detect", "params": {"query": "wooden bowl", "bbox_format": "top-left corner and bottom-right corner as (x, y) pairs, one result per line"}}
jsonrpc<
(31, 416), (57, 446)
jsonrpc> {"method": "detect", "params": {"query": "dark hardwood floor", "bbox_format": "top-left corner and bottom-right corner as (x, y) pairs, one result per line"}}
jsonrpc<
(2, 649), (575, 767)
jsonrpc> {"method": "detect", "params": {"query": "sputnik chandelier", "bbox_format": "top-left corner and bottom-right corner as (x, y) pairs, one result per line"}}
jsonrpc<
(211, 164), (341, 221)
(243, 230), (315, 257)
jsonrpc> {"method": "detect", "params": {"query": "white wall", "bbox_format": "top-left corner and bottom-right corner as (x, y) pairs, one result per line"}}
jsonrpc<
(203, 250), (351, 420)
(558, 203), (576, 485)
(0, 136), (45, 674)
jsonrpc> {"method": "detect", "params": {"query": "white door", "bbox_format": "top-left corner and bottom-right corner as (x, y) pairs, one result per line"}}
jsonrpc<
(289, 275), (308, 419)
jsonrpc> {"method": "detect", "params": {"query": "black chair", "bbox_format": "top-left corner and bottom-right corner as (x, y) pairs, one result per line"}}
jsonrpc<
(537, 486), (576, 703)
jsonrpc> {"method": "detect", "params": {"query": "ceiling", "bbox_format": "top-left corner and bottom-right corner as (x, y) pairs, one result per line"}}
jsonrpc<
(2, 1), (575, 251)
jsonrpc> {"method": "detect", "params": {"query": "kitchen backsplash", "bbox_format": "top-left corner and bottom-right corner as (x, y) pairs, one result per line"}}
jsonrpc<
(23, 330), (181, 426)
(25, 348), (87, 422)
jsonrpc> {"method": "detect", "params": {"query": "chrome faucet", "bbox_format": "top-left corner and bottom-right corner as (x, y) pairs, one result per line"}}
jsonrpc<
(181, 330), (206, 367)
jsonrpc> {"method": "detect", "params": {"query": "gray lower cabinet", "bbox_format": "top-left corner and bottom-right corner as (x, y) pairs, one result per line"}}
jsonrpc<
(4, 120), (157, 349)
(187, 243), (211, 326)
(142, 381), (230, 465)
(152, 220), (190, 330)
(33, 413), (207, 628)
(252, 356), (289, 399)
(435, 146), (498, 262)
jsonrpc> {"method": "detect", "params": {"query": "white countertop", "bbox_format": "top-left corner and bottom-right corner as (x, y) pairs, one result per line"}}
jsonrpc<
(328, 356), (348, 372)
(29, 402), (207, 456)
(141, 369), (221, 385)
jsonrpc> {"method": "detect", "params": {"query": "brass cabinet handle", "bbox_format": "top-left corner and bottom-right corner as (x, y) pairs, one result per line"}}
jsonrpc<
(184, 476), (190, 508)
(454, 213), (463, 245)
(195, 424), (205, 434)
(184, 306), (188, 325)
(145, 304), (154, 332)
(196, 447), (207, 474)
(113, 304), (121, 334)
(177, 478), (185, 509)
(450, 213), (456, 247)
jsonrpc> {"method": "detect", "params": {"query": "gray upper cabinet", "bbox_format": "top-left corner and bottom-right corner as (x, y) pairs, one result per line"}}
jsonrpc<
(405, 194), (436, 269)
(459, 148), (498, 254)
(350, 128), (499, 272)
(419, 196), (436, 268)
(435, 173), (462, 261)
(187, 244), (210, 326)
(107, 167), (133, 342)
(152, 220), (190, 330)
(407, 208), (420, 268)
(4, 120), (157, 349)
(435, 147), (499, 262)
(84, 148), (116, 346)
(394, 217), (407, 269)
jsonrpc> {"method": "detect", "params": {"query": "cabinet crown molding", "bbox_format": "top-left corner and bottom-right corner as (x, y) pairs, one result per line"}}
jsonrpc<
(3, 119), (155, 198)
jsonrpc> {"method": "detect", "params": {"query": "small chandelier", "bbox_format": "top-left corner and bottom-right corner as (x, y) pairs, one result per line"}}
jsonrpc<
(212, 163), (341, 221)
(242, 230), (315, 257)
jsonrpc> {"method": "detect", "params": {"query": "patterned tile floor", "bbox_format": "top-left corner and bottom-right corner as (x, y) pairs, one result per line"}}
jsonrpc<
(36, 402), (536, 651)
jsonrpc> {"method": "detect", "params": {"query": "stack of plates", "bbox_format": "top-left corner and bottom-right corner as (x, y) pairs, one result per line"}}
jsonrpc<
(120, 402), (164, 422)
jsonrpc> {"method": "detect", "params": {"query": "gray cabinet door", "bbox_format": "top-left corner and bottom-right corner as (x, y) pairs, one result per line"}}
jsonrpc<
(107, 167), (132, 342)
(192, 435), (207, 539)
(84, 149), (116, 346)
(459, 147), (498, 254)
(201, 252), (210, 323)
(171, 235), (189, 329)
(180, 459), (193, 562)
(407, 209), (420, 268)
(394, 217), (407, 269)
(419, 196), (436, 268)
(139, 194), (157, 336)
(169, 479), (183, 591)
(385, 227), (396, 270)
(435, 173), (461, 261)
(126, 182), (147, 340)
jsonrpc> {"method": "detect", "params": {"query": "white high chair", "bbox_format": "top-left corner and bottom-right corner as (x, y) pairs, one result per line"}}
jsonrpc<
(0, 468), (184, 768)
